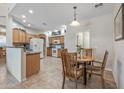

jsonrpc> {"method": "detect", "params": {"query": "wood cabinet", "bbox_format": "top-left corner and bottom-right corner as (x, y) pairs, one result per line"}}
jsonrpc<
(57, 49), (62, 58)
(0, 48), (6, 58)
(26, 33), (32, 43)
(13, 28), (19, 43)
(49, 37), (54, 44)
(51, 37), (55, 44)
(47, 47), (52, 56)
(60, 36), (64, 44)
(26, 53), (40, 77)
(22, 31), (26, 43)
(38, 34), (46, 38)
(26, 33), (29, 43)
(13, 28), (46, 44)
(13, 28), (26, 43)
(19, 30), (26, 43)
(49, 36), (64, 44)
(19, 30), (23, 43)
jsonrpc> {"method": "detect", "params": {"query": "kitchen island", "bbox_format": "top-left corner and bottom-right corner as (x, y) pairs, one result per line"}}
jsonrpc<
(6, 47), (41, 82)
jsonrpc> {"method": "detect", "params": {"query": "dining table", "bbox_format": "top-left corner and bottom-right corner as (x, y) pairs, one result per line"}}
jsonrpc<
(77, 56), (95, 85)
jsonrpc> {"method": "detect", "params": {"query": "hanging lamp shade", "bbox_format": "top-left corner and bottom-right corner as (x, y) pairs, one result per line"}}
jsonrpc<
(70, 6), (80, 26)
(70, 20), (80, 26)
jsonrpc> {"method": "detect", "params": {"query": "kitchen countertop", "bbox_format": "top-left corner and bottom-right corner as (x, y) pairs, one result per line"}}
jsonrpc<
(5, 46), (24, 48)
(26, 51), (41, 55)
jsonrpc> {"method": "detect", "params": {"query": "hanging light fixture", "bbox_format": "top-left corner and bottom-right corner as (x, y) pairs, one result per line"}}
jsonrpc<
(70, 6), (80, 26)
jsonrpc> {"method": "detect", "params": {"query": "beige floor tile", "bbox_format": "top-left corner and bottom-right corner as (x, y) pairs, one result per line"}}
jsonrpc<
(0, 57), (116, 89)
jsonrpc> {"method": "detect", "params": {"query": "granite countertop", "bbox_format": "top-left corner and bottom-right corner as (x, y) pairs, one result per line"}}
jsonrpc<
(26, 51), (41, 55)
(5, 46), (24, 48)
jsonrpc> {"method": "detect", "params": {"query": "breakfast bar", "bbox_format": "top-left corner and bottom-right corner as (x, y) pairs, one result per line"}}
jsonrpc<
(6, 47), (41, 82)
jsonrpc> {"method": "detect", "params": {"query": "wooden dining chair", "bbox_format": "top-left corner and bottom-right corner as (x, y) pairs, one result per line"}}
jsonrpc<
(62, 48), (68, 53)
(87, 50), (109, 88)
(2, 48), (6, 57)
(82, 48), (92, 57)
(61, 51), (83, 89)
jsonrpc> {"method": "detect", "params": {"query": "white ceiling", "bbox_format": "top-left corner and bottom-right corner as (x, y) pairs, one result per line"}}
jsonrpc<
(0, 3), (16, 26)
(10, 3), (115, 31)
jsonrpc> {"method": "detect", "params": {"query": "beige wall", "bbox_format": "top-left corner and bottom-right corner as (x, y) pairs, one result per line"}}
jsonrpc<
(112, 3), (124, 88)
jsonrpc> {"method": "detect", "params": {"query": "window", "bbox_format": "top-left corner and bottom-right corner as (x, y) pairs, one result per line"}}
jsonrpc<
(77, 31), (90, 48)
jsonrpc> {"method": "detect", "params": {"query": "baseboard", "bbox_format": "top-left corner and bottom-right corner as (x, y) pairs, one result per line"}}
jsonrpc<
(105, 68), (112, 71)
(22, 78), (26, 82)
(106, 68), (118, 88)
(112, 70), (118, 88)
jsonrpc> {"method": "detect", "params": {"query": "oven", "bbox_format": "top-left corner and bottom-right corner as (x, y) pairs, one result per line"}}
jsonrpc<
(52, 48), (57, 57)
(52, 45), (62, 57)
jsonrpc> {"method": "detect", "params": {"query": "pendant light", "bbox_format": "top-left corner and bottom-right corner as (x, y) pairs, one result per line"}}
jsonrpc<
(70, 6), (80, 26)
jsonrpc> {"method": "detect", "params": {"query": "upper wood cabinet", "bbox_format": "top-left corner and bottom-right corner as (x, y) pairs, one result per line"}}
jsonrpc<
(26, 33), (31, 43)
(22, 31), (26, 43)
(19, 30), (24, 43)
(49, 36), (64, 44)
(13, 28), (19, 43)
(13, 28), (46, 44)
(60, 36), (64, 44)
(38, 34), (46, 38)
(13, 28), (26, 44)
(49, 38), (52, 44)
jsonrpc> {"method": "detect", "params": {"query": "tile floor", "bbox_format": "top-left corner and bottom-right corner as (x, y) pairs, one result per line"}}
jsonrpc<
(0, 57), (117, 89)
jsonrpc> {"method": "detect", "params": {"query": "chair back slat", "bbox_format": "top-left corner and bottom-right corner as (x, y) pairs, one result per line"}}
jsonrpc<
(65, 53), (77, 78)
(82, 48), (92, 57)
(61, 49), (68, 76)
(61, 49), (78, 79)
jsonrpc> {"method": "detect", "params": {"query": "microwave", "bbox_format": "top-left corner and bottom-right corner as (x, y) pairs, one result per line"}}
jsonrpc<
(53, 40), (60, 44)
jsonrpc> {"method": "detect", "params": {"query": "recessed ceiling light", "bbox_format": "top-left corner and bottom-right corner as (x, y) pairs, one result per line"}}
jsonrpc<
(28, 24), (31, 27)
(23, 20), (26, 23)
(22, 15), (26, 18)
(29, 9), (34, 14)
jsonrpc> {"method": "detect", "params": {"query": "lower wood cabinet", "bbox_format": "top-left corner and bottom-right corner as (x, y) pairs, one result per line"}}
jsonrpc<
(47, 47), (52, 56)
(57, 49), (62, 58)
(26, 53), (40, 77)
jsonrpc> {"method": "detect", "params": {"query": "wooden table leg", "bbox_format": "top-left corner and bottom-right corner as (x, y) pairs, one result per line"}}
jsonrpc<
(89, 61), (92, 78)
(83, 62), (87, 85)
